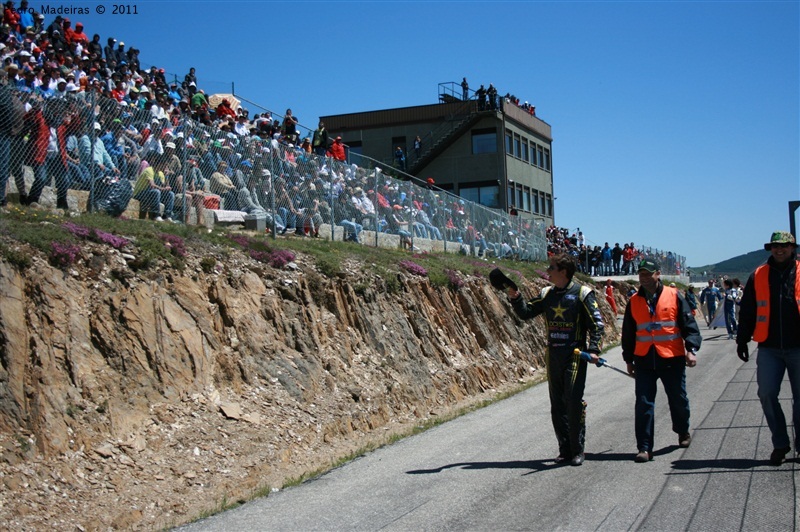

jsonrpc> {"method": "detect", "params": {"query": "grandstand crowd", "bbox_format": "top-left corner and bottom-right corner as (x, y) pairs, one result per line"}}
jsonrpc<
(0, 2), (685, 273)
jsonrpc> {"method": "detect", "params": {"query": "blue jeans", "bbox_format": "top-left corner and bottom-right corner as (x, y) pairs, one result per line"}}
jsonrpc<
(29, 152), (69, 205)
(724, 302), (737, 336)
(634, 362), (690, 452)
(135, 188), (174, 219)
(339, 220), (362, 241)
(278, 207), (295, 233)
(756, 347), (800, 450)
(0, 135), (9, 205)
(67, 161), (93, 191)
(425, 224), (442, 240)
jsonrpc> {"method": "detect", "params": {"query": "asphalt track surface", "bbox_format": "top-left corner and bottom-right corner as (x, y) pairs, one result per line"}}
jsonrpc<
(180, 325), (798, 531)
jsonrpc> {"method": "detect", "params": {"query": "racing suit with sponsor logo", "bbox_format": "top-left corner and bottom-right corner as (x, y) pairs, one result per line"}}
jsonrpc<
(511, 280), (605, 459)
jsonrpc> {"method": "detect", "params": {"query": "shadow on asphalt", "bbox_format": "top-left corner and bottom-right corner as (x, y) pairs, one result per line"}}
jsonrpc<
(406, 446), (690, 475)
(588, 445), (681, 462)
(669, 457), (782, 470)
(406, 459), (559, 475)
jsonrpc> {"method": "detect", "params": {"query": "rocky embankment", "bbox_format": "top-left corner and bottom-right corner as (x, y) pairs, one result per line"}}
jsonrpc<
(0, 240), (626, 530)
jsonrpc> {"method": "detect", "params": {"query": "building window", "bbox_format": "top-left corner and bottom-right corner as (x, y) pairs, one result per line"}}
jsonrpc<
(347, 141), (363, 158)
(522, 187), (530, 211)
(537, 146), (544, 169)
(472, 128), (497, 154)
(531, 144), (538, 167)
(522, 141), (529, 163)
(545, 193), (552, 216)
(461, 184), (500, 209)
(544, 148), (551, 171)
(513, 134), (521, 158)
(532, 189), (540, 214)
(505, 130), (513, 155)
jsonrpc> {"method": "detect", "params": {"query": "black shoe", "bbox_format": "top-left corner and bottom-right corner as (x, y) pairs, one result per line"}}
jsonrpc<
(554, 453), (570, 464)
(679, 433), (692, 448)
(19, 194), (29, 206)
(570, 453), (585, 466)
(634, 450), (653, 463)
(770, 446), (791, 466)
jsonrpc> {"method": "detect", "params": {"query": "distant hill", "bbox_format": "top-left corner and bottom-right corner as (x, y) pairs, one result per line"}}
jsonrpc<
(690, 249), (770, 279)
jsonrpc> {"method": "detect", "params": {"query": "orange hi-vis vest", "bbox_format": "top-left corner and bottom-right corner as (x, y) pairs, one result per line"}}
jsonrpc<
(752, 260), (800, 343)
(631, 286), (685, 358)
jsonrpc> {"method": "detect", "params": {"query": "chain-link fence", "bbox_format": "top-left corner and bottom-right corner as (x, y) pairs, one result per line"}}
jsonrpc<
(0, 82), (688, 273)
(0, 82), (551, 262)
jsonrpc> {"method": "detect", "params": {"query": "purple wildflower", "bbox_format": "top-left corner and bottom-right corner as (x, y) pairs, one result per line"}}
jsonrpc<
(399, 260), (427, 277)
(93, 229), (129, 249)
(445, 269), (465, 290)
(227, 234), (251, 248)
(50, 242), (81, 268)
(61, 222), (91, 238)
(249, 249), (270, 263)
(160, 233), (186, 257)
(268, 249), (295, 268)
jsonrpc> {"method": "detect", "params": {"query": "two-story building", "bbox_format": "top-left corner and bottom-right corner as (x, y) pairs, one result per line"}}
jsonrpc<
(321, 82), (555, 226)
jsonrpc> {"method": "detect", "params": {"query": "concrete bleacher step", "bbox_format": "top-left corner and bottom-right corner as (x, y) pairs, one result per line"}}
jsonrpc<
(6, 184), (467, 254)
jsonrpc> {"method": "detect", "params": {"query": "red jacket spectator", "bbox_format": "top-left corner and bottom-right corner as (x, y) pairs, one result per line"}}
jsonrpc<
(70, 22), (89, 46)
(4, 4), (20, 32)
(62, 19), (75, 44)
(375, 191), (390, 210)
(215, 100), (237, 120)
(111, 83), (126, 103)
(24, 107), (69, 168)
(328, 137), (346, 161)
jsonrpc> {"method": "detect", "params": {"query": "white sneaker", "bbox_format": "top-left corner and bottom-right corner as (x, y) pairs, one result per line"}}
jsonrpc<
(154, 216), (164, 222)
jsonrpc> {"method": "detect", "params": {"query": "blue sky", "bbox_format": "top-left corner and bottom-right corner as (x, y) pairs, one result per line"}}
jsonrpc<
(72, 0), (798, 267)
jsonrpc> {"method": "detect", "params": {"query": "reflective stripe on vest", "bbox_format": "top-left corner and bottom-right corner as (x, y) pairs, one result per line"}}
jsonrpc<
(752, 261), (800, 343)
(631, 286), (685, 358)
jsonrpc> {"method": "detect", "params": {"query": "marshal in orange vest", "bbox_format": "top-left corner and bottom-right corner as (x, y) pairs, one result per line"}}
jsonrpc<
(630, 286), (685, 358)
(752, 260), (800, 343)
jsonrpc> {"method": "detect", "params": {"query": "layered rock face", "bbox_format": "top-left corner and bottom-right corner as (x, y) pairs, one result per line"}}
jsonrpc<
(0, 248), (620, 529)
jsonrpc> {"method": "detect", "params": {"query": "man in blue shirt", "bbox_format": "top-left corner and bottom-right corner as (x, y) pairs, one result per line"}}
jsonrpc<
(699, 279), (722, 328)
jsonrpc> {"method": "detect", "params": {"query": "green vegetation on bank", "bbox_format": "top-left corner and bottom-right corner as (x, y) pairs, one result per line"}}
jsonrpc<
(0, 207), (552, 289)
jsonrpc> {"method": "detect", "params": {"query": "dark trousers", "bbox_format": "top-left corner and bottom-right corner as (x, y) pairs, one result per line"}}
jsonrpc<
(634, 362), (690, 452)
(29, 152), (68, 206)
(548, 350), (589, 457)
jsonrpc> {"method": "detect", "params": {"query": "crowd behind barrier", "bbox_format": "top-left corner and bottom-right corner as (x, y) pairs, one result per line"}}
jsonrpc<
(0, 4), (685, 271)
(0, 81), (550, 261)
(546, 226), (687, 277)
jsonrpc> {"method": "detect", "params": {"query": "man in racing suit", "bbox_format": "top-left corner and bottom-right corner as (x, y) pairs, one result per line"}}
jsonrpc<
(505, 253), (605, 466)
